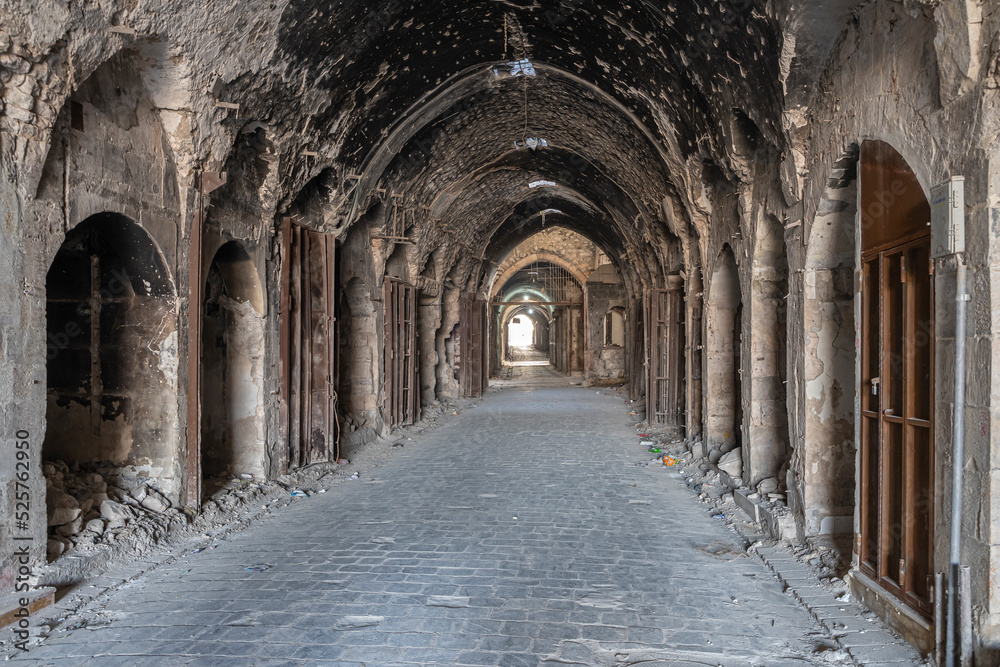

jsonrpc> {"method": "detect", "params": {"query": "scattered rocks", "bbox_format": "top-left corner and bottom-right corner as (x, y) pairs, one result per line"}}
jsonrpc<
(48, 507), (80, 527)
(46, 539), (65, 558)
(55, 517), (83, 537)
(758, 477), (779, 494)
(717, 447), (743, 477)
(100, 500), (134, 522)
(140, 488), (170, 513)
(38, 459), (184, 562)
(141, 496), (168, 513)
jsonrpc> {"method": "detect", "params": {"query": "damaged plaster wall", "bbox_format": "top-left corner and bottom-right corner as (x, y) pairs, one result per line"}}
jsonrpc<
(585, 263), (626, 385)
(32, 52), (184, 500)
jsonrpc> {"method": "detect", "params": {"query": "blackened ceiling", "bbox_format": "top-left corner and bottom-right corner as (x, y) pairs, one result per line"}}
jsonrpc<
(229, 0), (797, 288)
(274, 0), (783, 163)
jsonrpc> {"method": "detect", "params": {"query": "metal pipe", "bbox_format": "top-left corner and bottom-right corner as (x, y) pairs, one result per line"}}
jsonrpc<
(935, 572), (944, 665)
(960, 565), (972, 666)
(946, 259), (969, 667)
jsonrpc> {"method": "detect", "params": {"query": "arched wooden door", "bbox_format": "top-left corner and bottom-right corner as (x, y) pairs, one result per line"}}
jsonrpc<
(857, 140), (934, 617)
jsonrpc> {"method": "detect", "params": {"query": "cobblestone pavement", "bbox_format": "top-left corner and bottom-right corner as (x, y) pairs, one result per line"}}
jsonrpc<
(13, 383), (911, 666)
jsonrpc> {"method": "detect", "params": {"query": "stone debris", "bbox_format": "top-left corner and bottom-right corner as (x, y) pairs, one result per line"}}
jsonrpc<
(717, 447), (742, 477)
(333, 615), (384, 630)
(43, 460), (180, 560)
(47, 507), (80, 527)
(425, 595), (470, 608)
(758, 476), (779, 495)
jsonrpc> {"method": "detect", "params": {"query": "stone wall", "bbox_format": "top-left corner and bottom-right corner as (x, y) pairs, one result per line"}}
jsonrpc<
(2, 0), (1000, 658)
(585, 266), (626, 385)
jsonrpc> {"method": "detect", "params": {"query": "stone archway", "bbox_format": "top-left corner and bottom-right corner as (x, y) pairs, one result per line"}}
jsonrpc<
(201, 241), (266, 490)
(44, 212), (179, 555)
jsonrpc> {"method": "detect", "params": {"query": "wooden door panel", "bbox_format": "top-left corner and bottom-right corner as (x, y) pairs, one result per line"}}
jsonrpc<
(459, 297), (487, 398)
(385, 279), (419, 428)
(858, 236), (933, 616)
(646, 288), (685, 427)
(281, 222), (338, 470)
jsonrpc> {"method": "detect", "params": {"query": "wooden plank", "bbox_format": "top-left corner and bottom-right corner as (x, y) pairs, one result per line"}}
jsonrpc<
(278, 217), (292, 473)
(184, 187), (204, 509)
(0, 588), (55, 629)
(89, 254), (102, 435)
(408, 284), (419, 423)
(644, 290), (654, 424)
(332, 234), (340, 461)
(480, 299), (489, 394)
(384, 279), (394, 428)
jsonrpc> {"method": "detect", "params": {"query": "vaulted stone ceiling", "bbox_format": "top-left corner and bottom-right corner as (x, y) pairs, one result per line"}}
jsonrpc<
(238, 0), (810, 294)
(9, 0), (861, 291)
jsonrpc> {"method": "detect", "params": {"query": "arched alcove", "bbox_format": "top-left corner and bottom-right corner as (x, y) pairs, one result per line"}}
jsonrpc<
(604, 307), (625, 347)
(44, 212), (179, 501)
(201, 241), (267, 492)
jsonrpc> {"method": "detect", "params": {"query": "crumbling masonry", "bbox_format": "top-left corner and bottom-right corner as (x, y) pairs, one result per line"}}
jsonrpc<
(2, 0), (1000, 659)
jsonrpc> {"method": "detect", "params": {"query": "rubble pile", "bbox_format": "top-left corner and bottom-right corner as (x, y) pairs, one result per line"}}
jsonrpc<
(43, 460), (184, 560)
(33, 396), (478, 591)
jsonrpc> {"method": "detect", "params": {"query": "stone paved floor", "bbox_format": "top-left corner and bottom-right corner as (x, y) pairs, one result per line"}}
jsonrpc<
(13, 380), (894, 666)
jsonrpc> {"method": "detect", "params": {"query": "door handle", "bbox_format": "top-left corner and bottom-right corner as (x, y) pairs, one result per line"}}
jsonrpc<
(883, 408), (894, 416)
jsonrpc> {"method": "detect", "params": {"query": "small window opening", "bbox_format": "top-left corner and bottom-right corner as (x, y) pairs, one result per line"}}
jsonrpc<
(604, 308), (625, 347)
(70, 101), (84, 132)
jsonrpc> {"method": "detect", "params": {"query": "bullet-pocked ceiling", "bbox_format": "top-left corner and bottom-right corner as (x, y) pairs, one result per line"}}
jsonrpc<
(253, 0), (790, 288)
(276, 0), (783, 163)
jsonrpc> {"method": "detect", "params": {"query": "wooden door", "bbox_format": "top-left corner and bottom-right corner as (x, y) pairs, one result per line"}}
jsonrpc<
(280, 220), (338, 470)
(645, 288), (686, 426)
(857, 140), (933, 617)
(859, 239), (933, 614)
(627, 297), (644, 401)
(460, 296), (487, 397)
(384, 278), (420, 428)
